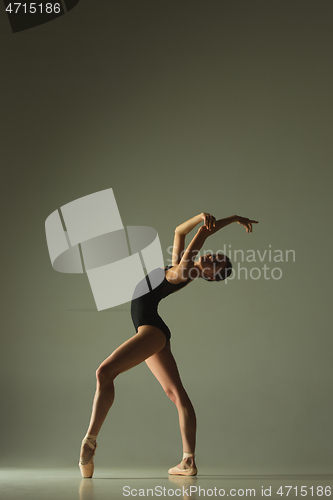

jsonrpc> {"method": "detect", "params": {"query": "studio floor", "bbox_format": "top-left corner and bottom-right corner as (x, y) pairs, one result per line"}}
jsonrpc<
(0, 469), (332, 500)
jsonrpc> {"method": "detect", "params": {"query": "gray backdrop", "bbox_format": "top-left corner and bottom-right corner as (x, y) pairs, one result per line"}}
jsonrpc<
(1, 0), (333, 474)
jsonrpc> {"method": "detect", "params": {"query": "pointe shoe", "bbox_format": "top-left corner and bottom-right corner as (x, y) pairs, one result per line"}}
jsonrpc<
(168, 452), (197, 476)
(79, 436), (97, 478)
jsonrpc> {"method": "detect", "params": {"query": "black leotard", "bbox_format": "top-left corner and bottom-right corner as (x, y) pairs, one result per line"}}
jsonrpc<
(131, 266), (191, 342)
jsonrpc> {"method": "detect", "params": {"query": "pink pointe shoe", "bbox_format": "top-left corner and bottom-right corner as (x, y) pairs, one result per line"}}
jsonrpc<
(168, 452), (197, 476)
(79, 434), (98, 478)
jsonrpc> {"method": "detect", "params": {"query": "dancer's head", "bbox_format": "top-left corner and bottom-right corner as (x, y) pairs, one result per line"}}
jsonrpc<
(198, 253), (233, 282)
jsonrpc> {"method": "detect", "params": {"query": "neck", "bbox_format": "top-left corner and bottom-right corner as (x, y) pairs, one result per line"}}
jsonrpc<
(193, 261), (205, 279)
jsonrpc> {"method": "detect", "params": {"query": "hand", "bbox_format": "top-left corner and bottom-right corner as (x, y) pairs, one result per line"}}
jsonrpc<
(201, 212), (216, 231)
(237, 216), (259, 233)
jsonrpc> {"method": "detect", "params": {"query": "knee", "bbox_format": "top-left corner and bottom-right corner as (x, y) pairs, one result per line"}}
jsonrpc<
(165, 387), (180, 406)
(96, 363), (117, 386)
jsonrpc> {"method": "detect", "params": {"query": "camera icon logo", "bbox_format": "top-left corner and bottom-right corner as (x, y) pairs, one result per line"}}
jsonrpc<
(45, 188), (164, 310)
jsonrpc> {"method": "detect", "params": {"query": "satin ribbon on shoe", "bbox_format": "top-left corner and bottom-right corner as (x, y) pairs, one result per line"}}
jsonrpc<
(168, 452), (197, 476)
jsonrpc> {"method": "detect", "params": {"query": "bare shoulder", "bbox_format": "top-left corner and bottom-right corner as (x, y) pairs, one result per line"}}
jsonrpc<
(165, 265), (189, 284)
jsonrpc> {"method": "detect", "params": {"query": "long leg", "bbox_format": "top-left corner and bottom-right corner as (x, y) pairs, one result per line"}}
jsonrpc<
(81, 325), (166, 461)
(145, 341), (197, 467)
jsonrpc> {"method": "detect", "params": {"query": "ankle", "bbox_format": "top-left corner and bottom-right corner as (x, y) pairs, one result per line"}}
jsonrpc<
(85, 433), (98, 440)
(182, 452), (195, 466)
(83, 433), (98, 444)
(81, 433), (98, 452)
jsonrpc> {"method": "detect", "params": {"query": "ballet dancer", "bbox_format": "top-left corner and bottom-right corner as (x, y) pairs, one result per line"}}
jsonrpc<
(79, 212), (258, 477)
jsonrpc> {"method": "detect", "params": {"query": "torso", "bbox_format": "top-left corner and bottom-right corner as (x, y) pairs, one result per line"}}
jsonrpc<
(130, 265), (192, 341)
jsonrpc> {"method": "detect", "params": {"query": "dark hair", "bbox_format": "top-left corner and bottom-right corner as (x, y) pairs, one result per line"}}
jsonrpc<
(214, 255), (233, 282)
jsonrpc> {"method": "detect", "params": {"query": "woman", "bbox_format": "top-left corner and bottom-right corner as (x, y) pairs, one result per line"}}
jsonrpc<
(79, 212), (258, 478)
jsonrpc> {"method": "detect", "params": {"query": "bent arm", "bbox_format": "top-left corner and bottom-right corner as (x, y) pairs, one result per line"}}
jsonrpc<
(176, 215), (238, 275)
(176, 226), (209, 277)
(209, 215), (238, 233)
(174, 214), (258, 277)
(172, 213), (258, 269)
(172, 213), (205, 266)
(205, 215), (258, 235)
